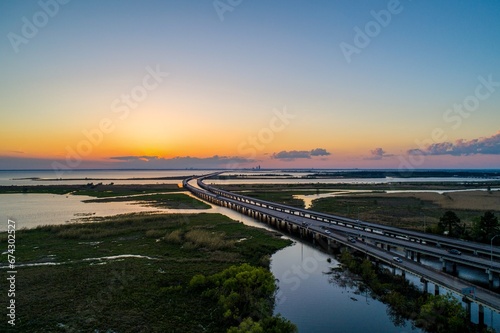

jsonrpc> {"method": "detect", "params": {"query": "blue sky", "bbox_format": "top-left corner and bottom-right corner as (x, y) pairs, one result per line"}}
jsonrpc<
(1, 0), (499, 170)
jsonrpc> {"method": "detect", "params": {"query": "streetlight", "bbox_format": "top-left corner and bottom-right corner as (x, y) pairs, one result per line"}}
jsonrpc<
(491, 234), (500, 268)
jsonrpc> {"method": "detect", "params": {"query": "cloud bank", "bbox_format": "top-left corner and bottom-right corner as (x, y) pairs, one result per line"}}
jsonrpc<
(408, 131), (500, 156)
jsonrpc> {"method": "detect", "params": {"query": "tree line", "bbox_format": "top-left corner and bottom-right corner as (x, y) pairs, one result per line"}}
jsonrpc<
(433, 211), (499, 244)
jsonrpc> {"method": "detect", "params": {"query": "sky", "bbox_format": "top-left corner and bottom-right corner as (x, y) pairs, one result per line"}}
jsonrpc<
(1, 0), (499, 170)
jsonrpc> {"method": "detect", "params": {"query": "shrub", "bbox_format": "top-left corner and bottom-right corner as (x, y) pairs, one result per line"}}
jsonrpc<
(164, 229), (183, 243)
(184, 229), (235, 250)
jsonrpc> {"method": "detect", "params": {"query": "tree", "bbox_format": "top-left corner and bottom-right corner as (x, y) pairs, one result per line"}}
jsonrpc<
(472, 211), (499, 243)
(438, 211), (461, 237)
(416, 294), (468, 333)
(189, 263), (297, 332)
(260, 315), (298, 333)
(227, 317), (264, 333)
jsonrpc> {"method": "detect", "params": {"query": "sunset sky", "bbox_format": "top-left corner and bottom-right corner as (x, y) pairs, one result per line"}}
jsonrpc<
(1, 0), (499, 170)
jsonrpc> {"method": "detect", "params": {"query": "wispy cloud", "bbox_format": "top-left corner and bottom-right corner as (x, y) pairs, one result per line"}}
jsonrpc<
(110, 155), (158, 162)
(272, 148), (331, 160)
(108, 155), (256, 168)
(408, 131), (500, 156)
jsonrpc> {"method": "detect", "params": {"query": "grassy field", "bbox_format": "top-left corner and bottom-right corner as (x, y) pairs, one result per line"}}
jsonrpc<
(309, 190), (500, 231)
(223, 184), (499, 231)
(0, 213), (291, 332)
(234, 190), (307, 208)
(83, 193), (212, 209)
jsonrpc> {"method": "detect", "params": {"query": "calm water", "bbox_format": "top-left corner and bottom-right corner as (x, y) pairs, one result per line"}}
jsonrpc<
(0, 192), (210, 232)
(271, 242), (422, 333)
(0, 170), (213, 186)
(1, 169), (498, 186)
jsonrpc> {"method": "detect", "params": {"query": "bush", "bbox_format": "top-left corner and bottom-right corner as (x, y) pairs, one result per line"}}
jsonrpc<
(189, 264), (297, 332)
(416, 294), (468, 333)
(164, 229), (183, 243)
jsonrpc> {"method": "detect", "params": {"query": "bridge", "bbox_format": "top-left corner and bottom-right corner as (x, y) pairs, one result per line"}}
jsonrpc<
(183, 173), (500, 322)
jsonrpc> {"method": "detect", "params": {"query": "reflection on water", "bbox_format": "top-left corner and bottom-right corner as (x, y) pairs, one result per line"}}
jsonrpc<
(270, 242), (422, 333)
(0, 193), (209, 231)
(4, 169), (497, 186)
(0, 170), (212, 186)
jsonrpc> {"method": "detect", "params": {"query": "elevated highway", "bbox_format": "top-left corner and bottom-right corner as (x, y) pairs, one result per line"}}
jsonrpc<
(183, 173), (500, 314)
(199, 176), (500, 263)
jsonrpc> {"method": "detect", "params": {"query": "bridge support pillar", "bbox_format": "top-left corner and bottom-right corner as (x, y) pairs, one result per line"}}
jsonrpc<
(478, 304), (485, 327)
(401, 270), (406, 279)
(416, 252), (421, 263)
(451, 263), (457, 275)
(411, 251), (415, 261)
(441, 259), (447, 272)
(421, 278), (428, 293)
(488, 269), (494, 289)
(462, 298), (471, 321)
(434, 284), (439, 296)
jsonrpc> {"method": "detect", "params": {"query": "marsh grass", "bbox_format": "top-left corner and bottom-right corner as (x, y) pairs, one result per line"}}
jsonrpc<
(309, 193), (497, 231)
(83, 193), (211, 209)
(184, 229), (235, 250)
(56, 227), (125, 239)
(0, 212), (290, 332)
(238, 190), (306, 208)
(0, 184), (182, 197)
(164, 229), (183, 243)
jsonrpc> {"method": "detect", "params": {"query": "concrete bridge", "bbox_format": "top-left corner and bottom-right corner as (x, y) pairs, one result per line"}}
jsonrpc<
(183, 173), (500, 323)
